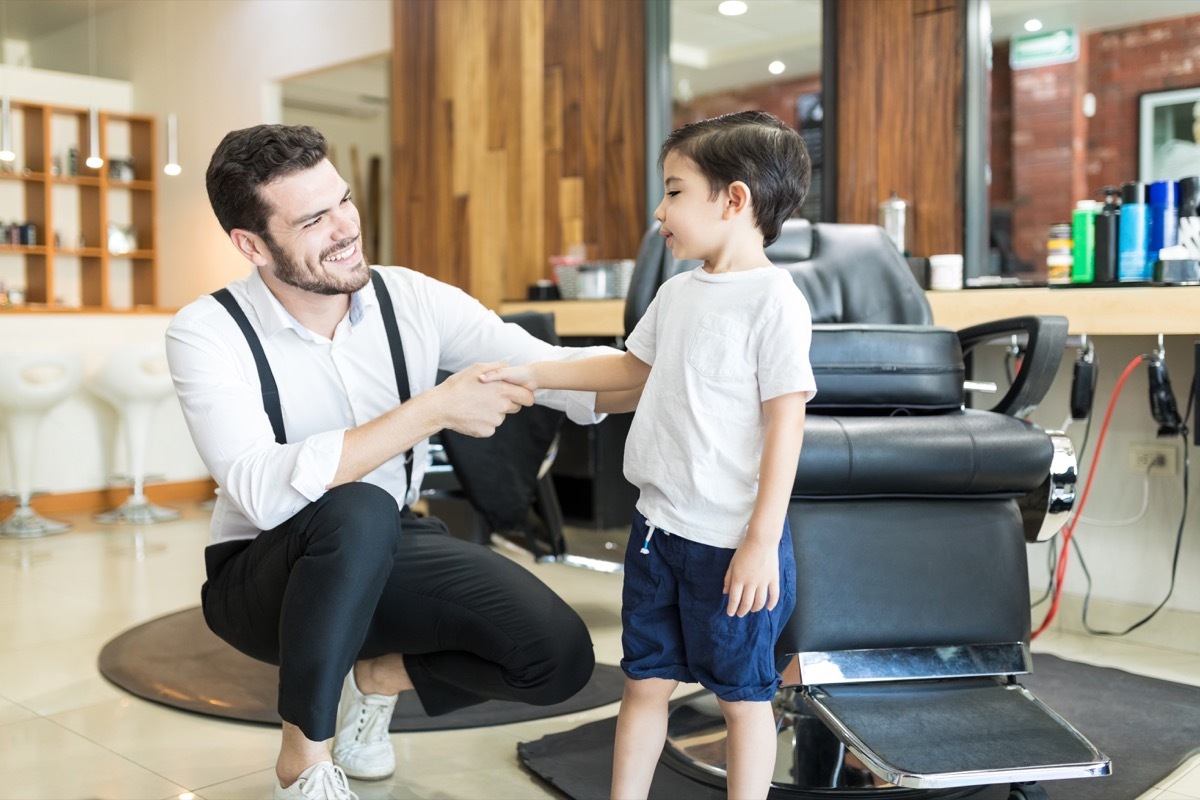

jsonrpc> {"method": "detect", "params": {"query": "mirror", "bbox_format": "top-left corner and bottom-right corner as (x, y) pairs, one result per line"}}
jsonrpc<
(978, 0), (1200, 284)
(281, 55), (392, 265)
(666, 0), (825, 221)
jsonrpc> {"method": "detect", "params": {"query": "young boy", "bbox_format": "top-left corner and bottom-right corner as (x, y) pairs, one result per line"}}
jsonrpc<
(483, 110), (814, 800)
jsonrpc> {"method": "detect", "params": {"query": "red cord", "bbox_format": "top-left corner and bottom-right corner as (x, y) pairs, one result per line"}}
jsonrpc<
(1031, 354), (1145, 639)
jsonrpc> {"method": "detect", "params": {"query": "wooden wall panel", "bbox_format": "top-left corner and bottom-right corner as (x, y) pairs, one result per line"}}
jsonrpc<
(836, 0), (964, 258)
(392, 0), (645, 308)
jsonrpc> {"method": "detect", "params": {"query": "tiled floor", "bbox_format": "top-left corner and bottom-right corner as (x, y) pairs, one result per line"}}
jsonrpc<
(1, 505), (1198, 799)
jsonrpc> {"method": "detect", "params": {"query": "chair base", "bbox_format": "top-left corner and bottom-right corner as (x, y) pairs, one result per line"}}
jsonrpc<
(662, 689), (1017, 799)
(0, 506), (72, 538)
(95, 498), (181, 525)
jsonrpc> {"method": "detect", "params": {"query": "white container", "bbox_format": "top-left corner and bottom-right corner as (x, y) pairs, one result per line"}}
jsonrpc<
(928, 253), (963, 291)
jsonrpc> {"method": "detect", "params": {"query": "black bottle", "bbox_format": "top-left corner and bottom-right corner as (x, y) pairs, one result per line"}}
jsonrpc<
(1093, 186), (1121, 284)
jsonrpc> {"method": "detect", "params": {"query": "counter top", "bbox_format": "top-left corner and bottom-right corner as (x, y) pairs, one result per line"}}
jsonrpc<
(501, 285), (1200, 338)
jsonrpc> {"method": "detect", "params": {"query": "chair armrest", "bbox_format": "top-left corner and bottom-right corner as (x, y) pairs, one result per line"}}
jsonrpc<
(957, 315), (1068, 417)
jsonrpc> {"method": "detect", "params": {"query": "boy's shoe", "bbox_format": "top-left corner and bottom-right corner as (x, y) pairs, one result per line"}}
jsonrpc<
(332, 668), (398, 780)
(273, 761), (358, 800)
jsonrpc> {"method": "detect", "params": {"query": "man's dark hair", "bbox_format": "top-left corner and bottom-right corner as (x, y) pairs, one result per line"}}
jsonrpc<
(205, 124), (329, 235)
(659, 110), (811, 246)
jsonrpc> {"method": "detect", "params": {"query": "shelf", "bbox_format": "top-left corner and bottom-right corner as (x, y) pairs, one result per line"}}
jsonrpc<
(925, 285), (1200, 336)
(0, 101), (159, 311)
(501, 286), (1200, 339)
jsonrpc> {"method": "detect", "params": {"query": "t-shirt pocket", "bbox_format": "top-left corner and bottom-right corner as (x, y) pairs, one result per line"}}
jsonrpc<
(686, 313), (753, 380)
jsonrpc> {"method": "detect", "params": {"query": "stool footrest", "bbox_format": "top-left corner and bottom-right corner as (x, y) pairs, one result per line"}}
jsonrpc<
(0, 507), (71, 538)
(805, 677), (1110, 789)
(95, 498), (181, 525)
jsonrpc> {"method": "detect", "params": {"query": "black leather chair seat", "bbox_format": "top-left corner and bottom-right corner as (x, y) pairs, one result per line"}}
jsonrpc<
(796, 410), (1053, 499)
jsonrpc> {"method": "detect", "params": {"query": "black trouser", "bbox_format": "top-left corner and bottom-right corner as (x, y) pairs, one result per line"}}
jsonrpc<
(200, 482), (595, 741)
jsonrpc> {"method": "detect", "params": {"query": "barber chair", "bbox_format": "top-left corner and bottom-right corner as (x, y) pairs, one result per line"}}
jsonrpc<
(422, 311), (568, 560)
(625, 220), (1108, 799)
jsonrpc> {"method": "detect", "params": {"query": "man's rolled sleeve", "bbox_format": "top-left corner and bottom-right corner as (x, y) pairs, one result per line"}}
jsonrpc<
(290, 428), (347, 501)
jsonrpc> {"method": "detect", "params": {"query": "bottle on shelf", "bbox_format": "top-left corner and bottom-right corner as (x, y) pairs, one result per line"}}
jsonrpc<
(1071, 200), (1097, 284)
(1118, 181), (1151, 282)
(1147, 180), (1179, 263)
(1093, 186), (1121, 284)
(1046, 222), (1073, 284)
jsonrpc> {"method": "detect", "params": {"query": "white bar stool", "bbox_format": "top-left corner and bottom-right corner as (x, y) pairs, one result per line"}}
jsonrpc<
(0, 351), (85, 537)
(90, 342), (181, 524)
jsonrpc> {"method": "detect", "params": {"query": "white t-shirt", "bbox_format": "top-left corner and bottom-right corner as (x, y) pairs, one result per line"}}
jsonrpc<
(166, 266), (614, 544)
(623, 265), (817, 549)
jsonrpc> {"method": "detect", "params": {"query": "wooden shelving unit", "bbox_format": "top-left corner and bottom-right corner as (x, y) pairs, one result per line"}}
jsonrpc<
(0, 101), (157, 310)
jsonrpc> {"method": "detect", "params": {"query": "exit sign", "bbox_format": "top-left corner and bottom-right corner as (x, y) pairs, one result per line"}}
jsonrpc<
(1010, 28), (1079, 70)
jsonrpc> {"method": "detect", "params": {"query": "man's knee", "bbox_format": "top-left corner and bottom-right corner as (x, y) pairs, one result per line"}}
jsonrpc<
(304, 483), (403, 554)
(523, 610), (596, 705)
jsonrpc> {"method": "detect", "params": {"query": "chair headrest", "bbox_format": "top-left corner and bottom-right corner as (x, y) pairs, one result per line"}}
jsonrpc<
(624, 219), (932, 336)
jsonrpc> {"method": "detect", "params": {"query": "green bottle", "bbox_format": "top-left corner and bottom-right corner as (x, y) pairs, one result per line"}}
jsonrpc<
(1072, 200), (1097, 283)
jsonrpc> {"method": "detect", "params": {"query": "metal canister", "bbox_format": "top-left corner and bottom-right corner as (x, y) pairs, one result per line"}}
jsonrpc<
(879, 191), (908, 255)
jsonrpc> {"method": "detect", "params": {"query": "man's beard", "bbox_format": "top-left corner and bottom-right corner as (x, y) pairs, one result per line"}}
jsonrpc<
(264, 233), (371, 296)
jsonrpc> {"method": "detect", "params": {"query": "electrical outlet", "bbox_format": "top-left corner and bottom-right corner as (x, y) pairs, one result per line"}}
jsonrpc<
(1128, 443), (1179, 476)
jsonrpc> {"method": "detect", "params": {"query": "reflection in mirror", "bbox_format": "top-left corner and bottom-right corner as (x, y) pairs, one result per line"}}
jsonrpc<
(669, 0), (824, 222)
(982, 0), (1200, 285)
(281, 55), (392, 265)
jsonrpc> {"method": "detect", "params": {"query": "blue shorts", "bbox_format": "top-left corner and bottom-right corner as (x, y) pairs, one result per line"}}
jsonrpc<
(620, 511), (796, 703)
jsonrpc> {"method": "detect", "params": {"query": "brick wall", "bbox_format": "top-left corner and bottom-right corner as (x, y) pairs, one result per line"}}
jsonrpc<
(993, 13), (1200, 277)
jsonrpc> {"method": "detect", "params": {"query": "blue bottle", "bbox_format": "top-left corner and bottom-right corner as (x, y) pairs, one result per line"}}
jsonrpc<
(1118, 181), (1152, 282)
(1148, 180), (1179, 258)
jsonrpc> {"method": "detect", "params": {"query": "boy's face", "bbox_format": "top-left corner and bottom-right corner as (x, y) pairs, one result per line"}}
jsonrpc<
(653, 151), (728, 261)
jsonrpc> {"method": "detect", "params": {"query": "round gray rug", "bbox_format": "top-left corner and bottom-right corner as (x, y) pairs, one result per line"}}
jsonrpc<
(99, 606), (625, 731)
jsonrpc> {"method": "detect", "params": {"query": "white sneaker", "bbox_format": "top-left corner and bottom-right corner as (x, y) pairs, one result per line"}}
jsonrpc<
(273, 761), (358, 800)
(332, 668), (398, 780)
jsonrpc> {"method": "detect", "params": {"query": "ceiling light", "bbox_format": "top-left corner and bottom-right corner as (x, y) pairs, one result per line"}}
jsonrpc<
(1024, 19), (1043, 32)
(718, 1), (748, 17)
(768, 60), (786, 75)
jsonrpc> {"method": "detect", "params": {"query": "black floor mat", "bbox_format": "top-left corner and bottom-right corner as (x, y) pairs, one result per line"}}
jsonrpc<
(519, 653), (1200, 800)
(98, 606), (625, 732)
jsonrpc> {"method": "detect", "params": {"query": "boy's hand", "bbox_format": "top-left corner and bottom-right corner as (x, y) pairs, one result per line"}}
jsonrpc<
(723, 538), (780, 617)
(479, 364), (539, 392)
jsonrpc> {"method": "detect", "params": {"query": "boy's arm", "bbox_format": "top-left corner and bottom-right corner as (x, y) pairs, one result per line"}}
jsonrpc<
(481, 351), (650, 394)
(724, 392), (807, 617)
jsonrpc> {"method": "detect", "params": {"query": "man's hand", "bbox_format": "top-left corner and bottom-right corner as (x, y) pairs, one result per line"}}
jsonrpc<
(723, 537), (780, 617)
(435, 362), (534, 437)
(479, 363), (539, 392)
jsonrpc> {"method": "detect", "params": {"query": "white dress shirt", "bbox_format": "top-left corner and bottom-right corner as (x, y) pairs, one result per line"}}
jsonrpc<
(166, 265), (612, 544)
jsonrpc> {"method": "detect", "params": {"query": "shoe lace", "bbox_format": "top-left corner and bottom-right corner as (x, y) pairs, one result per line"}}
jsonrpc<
(354, 696), (393, 744)
(299, 763), (358, 800)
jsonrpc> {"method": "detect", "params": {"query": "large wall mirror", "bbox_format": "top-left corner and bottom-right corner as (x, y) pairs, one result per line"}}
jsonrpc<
(977, 0), (1200, 284)
(655, 0), (826, 222)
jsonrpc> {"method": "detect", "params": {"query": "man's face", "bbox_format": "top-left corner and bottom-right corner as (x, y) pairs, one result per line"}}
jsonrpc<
(257, 158), (370, 296)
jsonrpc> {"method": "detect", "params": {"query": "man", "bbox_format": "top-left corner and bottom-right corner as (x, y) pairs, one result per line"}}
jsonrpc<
(166, 124), (628, 800)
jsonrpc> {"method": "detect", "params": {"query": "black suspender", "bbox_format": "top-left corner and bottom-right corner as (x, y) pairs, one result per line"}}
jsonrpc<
(211, 268), (414, 489)
(212, 287), (287, 445)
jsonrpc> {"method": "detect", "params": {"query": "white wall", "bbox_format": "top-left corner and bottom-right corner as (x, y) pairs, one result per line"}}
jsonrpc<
(31, 0), (392, 310)
(973, 334), (1200, 632)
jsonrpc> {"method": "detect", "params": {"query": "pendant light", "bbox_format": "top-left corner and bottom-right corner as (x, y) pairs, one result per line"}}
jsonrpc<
(0, 5), (14, 163)
(163, 113), (180, 176)
(161, 3), (180, 176)
(85, 0), (103, 170)
(0, 97), (14, 163)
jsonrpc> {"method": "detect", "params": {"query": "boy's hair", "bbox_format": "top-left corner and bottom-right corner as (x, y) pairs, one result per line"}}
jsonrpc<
(206, 124), (329, 235)
(659, 110), (811, 246)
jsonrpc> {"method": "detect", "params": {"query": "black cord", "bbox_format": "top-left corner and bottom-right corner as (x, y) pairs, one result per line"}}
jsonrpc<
(1078, 366), (1195, 636)
(1033, 351), (1098, 609)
